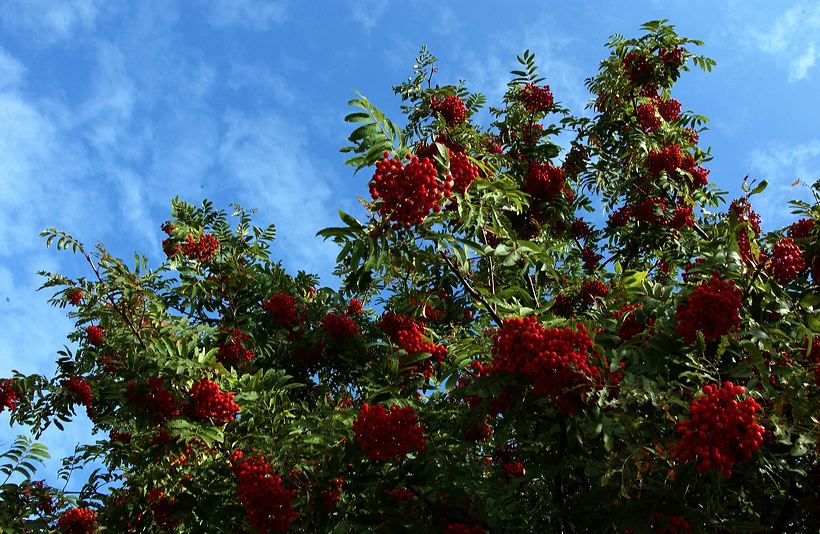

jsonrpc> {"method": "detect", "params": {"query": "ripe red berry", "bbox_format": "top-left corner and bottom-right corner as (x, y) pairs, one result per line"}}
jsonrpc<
(519, 83), (554, 112)
(0, 378), (18, 414)
(322, 312), (359, 340)
(232, 453), (296, 533)
(85, 325), (104, 346)
(370, 153), (450, 228)
(57, 507), (97, 533)
(182, 233), (220, 262)
(673, 382), (764, 477)
(674, 272), (742, 343)
(648, 144), (682, 178)
(789, 218), (816, 239)
(449, 150), (480, 195)
(67, 288), (83, 305)
(353, 403), (425, 461)
(637, 103), (661, 131)
(62, 375), (92, 407)
(767, 238), (806, 284)
(430, 95), (467, 124)
(217, 329), (255, 367)
(729, 198), (762, 235)
(657, 98), (681, 122)
(580, 280), (608, 306)
(525, 162), (565, 201)
(188, 378), (239, 424)
(261, 293), (301, 328)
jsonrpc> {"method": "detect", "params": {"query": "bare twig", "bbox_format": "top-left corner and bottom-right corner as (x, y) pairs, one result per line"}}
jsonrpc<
(439, 251), (503, 327)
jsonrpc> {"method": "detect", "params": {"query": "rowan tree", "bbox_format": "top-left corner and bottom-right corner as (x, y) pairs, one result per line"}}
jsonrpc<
(2, 20), (819, 533)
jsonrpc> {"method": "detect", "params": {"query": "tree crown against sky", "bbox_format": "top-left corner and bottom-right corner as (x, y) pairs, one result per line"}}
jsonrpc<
(1, 13), (820, 534)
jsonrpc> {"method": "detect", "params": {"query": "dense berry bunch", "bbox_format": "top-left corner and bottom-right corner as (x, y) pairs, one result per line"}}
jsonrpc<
(446, 523), (487, 534)
(648, 144), (682, 178)
(148, 488), (180, 530)
(85, 325), (104, 346)
(767, 238), (805, 284)
(657, 98), (681, 122)
(183, 233), (220, 262)
(670, 204), (695, 229)
(613, 304), (654, 341)
(503, 461), (525, 479)
(388, 487), (416, 505)
(370, 153), (449, 228)
(648, 513), (692, 533)
(162, 238), (182, 257)
(634, 197), (667, 224)
(346, 298), (364, 316)
(217, 329), (255, 366)
(352, 403), (425, 461)
(673, 382), (764, 477)
(789, 218), (816, 239)
(57, 507), (97, 533)
(491, 317), (603, 414)
(231, 452), (296, 533)
(608, 206), (633, 227)
(188, 378), (239, 424)
(659, 46), (684, 70)
(62, 375), (92, 407)
(581, 246), (602, 271)
(623, 52), (653, 85)
(552, 293), (574, 317)
(319, 478), (344, 512)
(261, 293), (300, 328)
(637, 103), (661, 131)
(125, 377), (179, 423)
(378, 312), (448, 365)
(430, 95), (467, 124)
(525, 162), (565, 201)
(580, 280), (609, 306)
(729, 198), (762, 234)
(571, 218), (592, 239)
(322, 312), (359, 340)
(449, 150), (480, 195)
(519, 83), (554, 112)
(67, 288), (83, 305)
(675, 273), (742, 342)
(0, 378), (18, 413)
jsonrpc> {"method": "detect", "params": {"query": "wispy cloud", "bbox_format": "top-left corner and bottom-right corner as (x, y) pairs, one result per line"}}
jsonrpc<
(0, 0), (102, 46)
(752, 3), (820, 81)
(206, 0), (288, 30)
(748, 140), (820, 229)
(349, 0), (389, 31)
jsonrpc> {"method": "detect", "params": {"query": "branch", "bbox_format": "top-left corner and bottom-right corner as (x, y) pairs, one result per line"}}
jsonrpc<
(439, 251), (503, 327)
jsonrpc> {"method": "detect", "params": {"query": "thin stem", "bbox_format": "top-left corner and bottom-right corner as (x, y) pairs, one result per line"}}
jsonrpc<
(439, 251), (503, 327)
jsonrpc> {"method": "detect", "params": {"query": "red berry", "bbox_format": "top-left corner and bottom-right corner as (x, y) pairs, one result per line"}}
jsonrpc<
(57, 507), (96, 533)
(767, 238), (806, 284)
(519, 83), (554, 112)
(0, 378), (18, 414)
(182, 233), (220, 262)
(188, 378), (239, 424)
(62, 375), (92, 407)
(675, 272), (742, 343)
(353, 403), (425, 461)
(262, 293), (301, 328)
(430, 95), (467, 124)
(85, 325), (104, 346)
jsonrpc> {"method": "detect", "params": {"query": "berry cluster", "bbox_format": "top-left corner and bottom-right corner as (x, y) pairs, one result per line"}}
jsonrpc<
(612, 304), (654, 341)
(637, 103), (661, 131)
(490, 317), (602, 414)
(378, 312), (448, 370)
(580, 279), (609, 306)
(581, 246), (602, 271)
(623, 52), (653, 85)
(322, 312), (360, 340)
(503, 461), (525, 479)
(673, 382), (764, 477)
(729, 198), (762, 234)
(648, 513), (692, 533)
(525, 162), (565, 201)
(62, 375), (92, 407)
(659, 46), (684, 71)
(519, 83), (554, 112)
(388, 487), (416, 505)
(188, 378), (239, 424)
(148, 488), (180, 530)
(67, 288), (83, 305)
(319, 478), (344, 513)
(0, 378), (18, 414)
(648, 144), (682, 178)
(85, 325), (104, 346)
(347, 298), (364, 316)
(789, 217), (816, 239)
(57, 507), (97, 533)
(126, 377), (179, 423)
(262, 293), (301, 328)
(449, 150), (480, 195)
(670, 204), (695, 229)
(352, 403), (425, 461)
(370, 153), (450, 228)
(633, 197), (667, 224)
(430, 95), (467, 125)
(231, 452), (296, 533)
(675, 272), (742, 343)
(657, 98), (681, 122)
(571, 218), (592, 239)
(766, 238), (805, 284)
(608, 205), (632, 228)
(183, 233), (220, 262)
(217, 328), (255, 367)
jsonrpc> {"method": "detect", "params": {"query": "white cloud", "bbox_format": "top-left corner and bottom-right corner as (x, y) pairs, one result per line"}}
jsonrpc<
(752, 3), (820, 81)
(349, 0), (389, 30)
(0, 0), (102, 45)
(0, 47), (26, 91)
(748, 140), (820, 229)
(207, 0), (288, 30)
(217, 111), (338, 278)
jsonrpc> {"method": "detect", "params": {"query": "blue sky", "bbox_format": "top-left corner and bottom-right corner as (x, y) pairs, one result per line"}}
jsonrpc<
(1, 0), (818, 487)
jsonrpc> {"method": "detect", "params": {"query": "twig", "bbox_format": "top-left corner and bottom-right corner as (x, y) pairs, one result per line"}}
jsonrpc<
(439, 251), (503, 327)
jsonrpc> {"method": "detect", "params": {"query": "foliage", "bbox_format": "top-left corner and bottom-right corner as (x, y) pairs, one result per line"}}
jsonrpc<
(2, 19), (820, 533)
